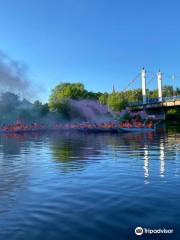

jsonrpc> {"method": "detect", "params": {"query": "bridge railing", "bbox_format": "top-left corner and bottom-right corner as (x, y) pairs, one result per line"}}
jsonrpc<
(128, 95), (180, 107)
(163, 96), (180, 102)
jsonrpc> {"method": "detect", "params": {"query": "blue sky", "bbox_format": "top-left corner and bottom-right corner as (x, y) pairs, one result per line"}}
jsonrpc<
(0, 0), (179, 102)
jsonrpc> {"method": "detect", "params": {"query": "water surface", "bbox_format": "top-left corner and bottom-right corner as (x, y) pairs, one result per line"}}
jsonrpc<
(0, 128), (180, 240)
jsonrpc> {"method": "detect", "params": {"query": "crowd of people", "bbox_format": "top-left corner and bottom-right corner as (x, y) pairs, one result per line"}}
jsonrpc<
(120, 119), (154, 129)
(0, 122), (47, 132)
(0, 118), (154, 133)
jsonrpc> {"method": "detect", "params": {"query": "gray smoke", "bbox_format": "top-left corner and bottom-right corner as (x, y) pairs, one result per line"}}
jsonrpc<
(0, 50), (31, 96)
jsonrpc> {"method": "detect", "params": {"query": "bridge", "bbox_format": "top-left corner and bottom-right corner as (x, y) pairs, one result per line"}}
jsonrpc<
(126, 68), (180, 119)
(129, 95), (180, 110)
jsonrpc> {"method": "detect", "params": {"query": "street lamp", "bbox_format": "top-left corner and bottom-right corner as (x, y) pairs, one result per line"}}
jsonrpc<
(172, 74), (175, 100)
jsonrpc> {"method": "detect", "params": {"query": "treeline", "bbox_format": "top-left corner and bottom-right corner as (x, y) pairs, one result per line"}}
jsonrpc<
(0, 92), (56, 124)
(0, 83), (180, 123)
(48, 83), (180, 112)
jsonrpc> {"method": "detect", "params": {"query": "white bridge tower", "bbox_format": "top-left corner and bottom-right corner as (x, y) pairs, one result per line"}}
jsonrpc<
(157, 70), (163, 102)
(141, 67), (147, 104)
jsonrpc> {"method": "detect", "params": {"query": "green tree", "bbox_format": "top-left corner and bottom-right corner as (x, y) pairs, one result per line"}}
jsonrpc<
(98, 93), (108, 105)
(33, 100), (49, 116)
(49, 83), (85, 112)
(162, 85), (173, 97)
(107, 92), (127, 111)
(149, 89), (158, 98)
(175, 87), (180, 95)
(123, 89), (142, 103)
(83, 90), (99, 100)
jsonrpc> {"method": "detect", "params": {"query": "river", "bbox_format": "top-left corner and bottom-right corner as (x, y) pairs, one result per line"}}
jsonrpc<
(0, 126), (180, 240)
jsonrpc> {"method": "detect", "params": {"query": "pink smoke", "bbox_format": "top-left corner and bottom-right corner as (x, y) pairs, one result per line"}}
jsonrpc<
(68, 99), (112, 122)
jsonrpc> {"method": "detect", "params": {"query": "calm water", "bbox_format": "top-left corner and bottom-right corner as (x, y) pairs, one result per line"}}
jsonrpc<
(0, 127), (180, 240)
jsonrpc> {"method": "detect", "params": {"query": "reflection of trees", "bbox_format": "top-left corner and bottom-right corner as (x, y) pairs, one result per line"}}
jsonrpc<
(0, 128), (179, 178)
(52, 142), (73, 163)
(50, 132), (104, 173)
(50, 129), (180, 178)
(50, 132), (157, 173)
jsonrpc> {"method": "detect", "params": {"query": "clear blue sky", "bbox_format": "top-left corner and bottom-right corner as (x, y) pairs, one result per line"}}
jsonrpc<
(0, 0), (179, 102)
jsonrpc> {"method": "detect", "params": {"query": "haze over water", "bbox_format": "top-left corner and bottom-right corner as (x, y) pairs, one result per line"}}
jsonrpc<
(0, 127), (180, 240)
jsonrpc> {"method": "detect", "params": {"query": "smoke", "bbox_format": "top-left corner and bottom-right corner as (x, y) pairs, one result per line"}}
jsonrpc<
(68, 99), (113, 122)
(0, 51), (114, 124)
(0, 50), (32, 97)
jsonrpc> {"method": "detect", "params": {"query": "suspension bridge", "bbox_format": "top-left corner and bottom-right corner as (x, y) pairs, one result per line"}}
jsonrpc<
(123, 68), (180, 119)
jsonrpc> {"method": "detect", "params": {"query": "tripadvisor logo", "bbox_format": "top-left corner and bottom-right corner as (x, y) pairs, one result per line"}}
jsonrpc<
(135, 227), (143, 236)
(135, 226), (174, 236)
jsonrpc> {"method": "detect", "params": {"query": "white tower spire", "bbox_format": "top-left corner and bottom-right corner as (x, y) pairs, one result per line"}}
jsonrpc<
(157, 69), (162, 102)
(141, 67), (146, 104)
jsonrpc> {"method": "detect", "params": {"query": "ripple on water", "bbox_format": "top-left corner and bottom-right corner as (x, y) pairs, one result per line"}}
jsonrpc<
(0, 131), (180, 239)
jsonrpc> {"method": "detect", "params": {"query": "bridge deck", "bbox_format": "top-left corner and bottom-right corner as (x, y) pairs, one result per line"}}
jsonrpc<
(129, 96), (180, 110)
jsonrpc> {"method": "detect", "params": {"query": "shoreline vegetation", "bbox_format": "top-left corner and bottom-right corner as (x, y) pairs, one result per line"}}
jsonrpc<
(0, 82), (179, 125)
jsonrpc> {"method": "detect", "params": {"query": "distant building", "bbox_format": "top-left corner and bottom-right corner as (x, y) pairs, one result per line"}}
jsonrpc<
(112, 84), (116, 93)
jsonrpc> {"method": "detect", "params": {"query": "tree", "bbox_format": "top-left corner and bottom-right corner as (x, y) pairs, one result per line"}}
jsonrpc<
(98, 93), (108, 105)
(162, 85), (173, 97)
(33, 100), (49, 116)
(149, 89), (158, 98)
(33, 100), (43, 112)
(123, 89), (142, 103)
(107, 92), (127, 111)
(175, 87), (180, 95)
(83, 90), (99, 100)
(49, 83), (85, 112)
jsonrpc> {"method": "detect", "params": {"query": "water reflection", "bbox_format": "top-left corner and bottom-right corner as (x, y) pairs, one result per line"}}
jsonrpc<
(0, 130), (179, 188)
(0, 128), (180, 240)
(0, 130), (179, 177)
(159, 141), (165, 177)
(143, 144), (149, 180)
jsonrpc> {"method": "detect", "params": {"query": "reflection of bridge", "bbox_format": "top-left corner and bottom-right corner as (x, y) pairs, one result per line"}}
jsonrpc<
(127, 68), (180, 118)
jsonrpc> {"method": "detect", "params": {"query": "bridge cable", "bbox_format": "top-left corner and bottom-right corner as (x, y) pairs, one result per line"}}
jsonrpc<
(122, 73), (140, 92)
